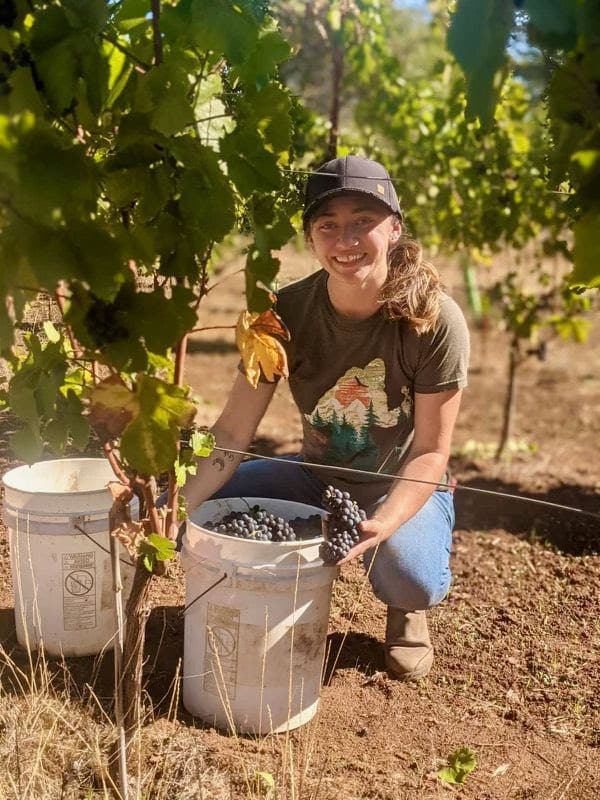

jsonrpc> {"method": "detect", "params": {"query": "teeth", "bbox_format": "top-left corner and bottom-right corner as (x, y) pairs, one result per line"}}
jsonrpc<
(334, 254), (364, 263)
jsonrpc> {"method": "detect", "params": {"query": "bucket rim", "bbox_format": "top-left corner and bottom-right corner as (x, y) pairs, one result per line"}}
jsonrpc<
(1, 457), (117, 495)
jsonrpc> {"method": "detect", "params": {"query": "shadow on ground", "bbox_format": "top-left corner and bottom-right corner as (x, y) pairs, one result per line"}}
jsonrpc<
(454, 473), (600, 555)
(323, 631), (384, 683)
(0, 603), (185, 719)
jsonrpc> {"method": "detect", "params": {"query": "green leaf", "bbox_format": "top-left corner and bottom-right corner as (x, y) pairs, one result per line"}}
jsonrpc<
(145, 532), (176, 560)
(572, 210), (600, 288)
(45, 416), (70, 455)
(14, 132), (98, 225)
(525, 0), (578, 49)
(238, 30), (291, 86)
(120, 376), (196, 475)
(189, 0), (258, 65)
(10, 425), (43, 464)
(253, 770), (275, 794)
(438, 747), (477, 785)
(131, 285), (197, 354)
(221, 127), (282, 196)
(138, 532), (177, 572)
(177, 159), (236, 244)
(134, 62), (194, 137)
(241, 83), (293, 155)
(174, 459), (190, 488)
(43, 321), (61, 343)
(67, 413), (91, 451)
(246, 247), (280, 313)
(447, 0), (513, 127)
(0, 298), (13, 356)
(69, 222), (127, 301)
(190, 430), (215, 458)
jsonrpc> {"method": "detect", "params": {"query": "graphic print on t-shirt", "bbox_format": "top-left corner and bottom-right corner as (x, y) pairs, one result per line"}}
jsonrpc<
(304, 358), (412, 470)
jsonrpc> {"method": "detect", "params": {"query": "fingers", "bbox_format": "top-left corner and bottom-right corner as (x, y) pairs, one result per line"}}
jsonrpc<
(337, 534), (379, 565)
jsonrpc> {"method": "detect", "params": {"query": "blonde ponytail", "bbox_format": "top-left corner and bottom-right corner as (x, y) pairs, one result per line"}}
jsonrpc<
(379, 237), (443, 333)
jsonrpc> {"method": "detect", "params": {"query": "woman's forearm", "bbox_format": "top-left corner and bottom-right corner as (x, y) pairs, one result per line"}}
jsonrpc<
(180, 426), (246, 513)
(371, 449), (448, 536)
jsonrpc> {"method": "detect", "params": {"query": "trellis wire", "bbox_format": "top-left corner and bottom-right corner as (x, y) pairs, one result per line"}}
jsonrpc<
(214, 447), (600, 522)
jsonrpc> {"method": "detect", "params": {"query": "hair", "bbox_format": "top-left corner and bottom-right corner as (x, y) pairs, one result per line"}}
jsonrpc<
(378, 235), (443, 334)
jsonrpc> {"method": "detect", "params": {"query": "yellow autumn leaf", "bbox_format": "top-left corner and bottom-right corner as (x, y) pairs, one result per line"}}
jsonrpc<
(236, 309), (290, 389)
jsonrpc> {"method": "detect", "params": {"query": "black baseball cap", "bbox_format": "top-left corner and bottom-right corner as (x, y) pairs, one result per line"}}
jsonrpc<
(303, 155), (403, 224)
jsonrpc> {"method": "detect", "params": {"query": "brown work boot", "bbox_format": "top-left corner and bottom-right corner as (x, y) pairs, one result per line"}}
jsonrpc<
(384, 607), (434, 681)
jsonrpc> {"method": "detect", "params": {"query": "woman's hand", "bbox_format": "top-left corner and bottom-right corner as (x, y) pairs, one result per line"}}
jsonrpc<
(337, 517), (394, 564)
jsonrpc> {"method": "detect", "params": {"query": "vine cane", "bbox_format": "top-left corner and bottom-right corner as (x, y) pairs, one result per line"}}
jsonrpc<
(109, 533), (129, 800)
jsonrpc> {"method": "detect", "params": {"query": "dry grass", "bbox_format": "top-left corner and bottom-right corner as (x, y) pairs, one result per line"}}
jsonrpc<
(0, 645), (232, 800)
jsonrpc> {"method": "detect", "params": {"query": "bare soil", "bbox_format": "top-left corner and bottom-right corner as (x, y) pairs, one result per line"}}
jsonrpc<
(1, 246), (599, 799)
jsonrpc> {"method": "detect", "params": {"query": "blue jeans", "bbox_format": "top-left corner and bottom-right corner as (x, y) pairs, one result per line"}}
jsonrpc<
(211, 456), (454, 611)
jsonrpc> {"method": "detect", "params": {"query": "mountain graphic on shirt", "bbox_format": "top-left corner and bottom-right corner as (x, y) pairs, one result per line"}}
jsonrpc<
(306, 358), (405, 429)
(304, 359), (412, 469)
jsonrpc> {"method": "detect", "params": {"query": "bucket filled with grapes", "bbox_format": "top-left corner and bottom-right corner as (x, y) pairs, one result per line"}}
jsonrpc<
(181, 497), (337, 734)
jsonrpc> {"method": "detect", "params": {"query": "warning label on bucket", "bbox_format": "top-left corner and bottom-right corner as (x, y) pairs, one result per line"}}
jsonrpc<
(203, 603), (240, 699)
(62, 552), (97, 631)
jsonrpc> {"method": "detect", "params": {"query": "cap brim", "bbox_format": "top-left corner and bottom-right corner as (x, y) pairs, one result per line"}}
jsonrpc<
(303, 188), (402, 223)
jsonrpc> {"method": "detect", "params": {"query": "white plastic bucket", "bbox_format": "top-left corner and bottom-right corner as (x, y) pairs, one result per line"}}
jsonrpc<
(181, 497), (337, 735)
(2, 458), (137, 657)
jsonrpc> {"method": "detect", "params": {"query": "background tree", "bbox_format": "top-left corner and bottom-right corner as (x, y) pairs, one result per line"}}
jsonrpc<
(448, 0), (600, 289)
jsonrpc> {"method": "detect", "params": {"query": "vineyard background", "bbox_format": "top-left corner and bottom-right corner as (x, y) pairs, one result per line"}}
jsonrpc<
(1, 245), (599, 799)
(1, 0), (599, 797)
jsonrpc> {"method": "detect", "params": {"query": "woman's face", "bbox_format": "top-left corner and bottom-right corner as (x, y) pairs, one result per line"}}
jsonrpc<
(307, 194), (401, 290)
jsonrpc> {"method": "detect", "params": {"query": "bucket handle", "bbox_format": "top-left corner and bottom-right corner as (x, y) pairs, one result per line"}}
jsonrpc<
(73, 523), (135, 569)
(183, 572), (228, 615)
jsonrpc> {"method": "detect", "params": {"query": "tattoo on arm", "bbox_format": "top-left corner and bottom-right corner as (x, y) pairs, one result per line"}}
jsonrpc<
(212, 457), (225, 471)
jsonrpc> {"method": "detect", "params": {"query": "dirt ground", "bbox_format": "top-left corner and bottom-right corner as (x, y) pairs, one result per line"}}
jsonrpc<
(0, 246), (599, 799)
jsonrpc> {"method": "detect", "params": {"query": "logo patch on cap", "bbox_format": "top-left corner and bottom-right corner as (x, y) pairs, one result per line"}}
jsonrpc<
(377, 184), (385, 195)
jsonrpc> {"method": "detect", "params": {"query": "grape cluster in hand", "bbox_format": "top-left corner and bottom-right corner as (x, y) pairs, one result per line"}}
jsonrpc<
(205, 505), (297, 542)
(319, 486), (367, 565)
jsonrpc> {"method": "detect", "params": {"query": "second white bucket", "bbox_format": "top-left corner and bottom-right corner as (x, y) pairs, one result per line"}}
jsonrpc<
(2, 458), (136, 657)
(181, 498), (337, 735)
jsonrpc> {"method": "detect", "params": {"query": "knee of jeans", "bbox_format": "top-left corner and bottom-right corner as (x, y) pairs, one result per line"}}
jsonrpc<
(365, 552), (450, 610)
(372, 577), (448, 610)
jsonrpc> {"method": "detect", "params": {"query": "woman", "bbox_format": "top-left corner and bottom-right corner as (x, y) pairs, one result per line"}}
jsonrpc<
(182, 155), (469, 681)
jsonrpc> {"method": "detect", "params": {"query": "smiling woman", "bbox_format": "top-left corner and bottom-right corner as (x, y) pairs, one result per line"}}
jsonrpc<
(180, 155), (470, 683)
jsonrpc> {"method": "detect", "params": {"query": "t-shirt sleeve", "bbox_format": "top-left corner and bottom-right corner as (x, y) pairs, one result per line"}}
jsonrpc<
(413, 296), (470, 393)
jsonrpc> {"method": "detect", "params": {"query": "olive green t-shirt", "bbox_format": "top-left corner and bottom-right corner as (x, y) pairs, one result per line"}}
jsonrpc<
(268, 270), (469, 507)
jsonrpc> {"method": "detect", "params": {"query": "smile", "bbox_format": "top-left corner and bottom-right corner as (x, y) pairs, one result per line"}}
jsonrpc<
(333, 254), (365, 263)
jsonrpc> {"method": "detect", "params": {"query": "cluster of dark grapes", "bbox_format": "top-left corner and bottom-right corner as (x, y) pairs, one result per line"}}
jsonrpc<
(205, 505), (297, 542)
(84, 296), (129, 347)
(319, 486), (366, 565)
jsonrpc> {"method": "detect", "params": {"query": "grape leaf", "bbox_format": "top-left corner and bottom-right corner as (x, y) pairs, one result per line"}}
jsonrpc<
(447, 0), (513, 127)
(237, 30), (291, 86)
(571, 209), (600, 288)
(43, 321), (60, 343)
(88, 376), (139, 439)
(245, 248), (280, 313)
(236, 309), (290, 388)
(438, 747), (477, 785)
(120, 376), (196, 475)
(177, 161), (236, 244)
(138, 532), (177, 572)
(220, 127), (282, 196)
(189, 0), (258, 65)
(190, 430), (215, 458)
(10, 425), (43, 464)
(239, 83), (293, 155)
